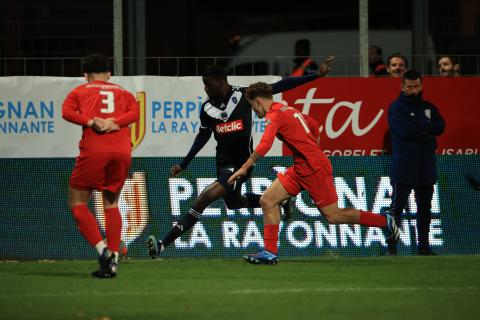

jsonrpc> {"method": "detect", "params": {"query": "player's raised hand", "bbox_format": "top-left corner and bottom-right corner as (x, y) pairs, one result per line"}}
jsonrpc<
(319, 55), (335, 77)
(227, 168), (247, 185)
(170, 164), (184, 177)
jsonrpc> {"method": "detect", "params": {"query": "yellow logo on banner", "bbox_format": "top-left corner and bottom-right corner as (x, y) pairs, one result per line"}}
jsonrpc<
(131, 91), (146, 151)
(92, 172), (150, 245)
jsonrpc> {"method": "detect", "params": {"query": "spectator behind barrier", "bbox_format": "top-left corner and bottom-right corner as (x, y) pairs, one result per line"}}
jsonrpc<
(438, 56), (461, 77)
(369, 45), (388, 76)
(386, 53), (408, 77)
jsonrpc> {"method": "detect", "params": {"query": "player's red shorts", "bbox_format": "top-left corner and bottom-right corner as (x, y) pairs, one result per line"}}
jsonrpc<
(70, 152), (131, 193)
(277, 165), (338, 208)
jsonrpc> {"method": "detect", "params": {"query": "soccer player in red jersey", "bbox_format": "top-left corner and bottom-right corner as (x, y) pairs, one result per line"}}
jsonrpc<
(146, 56), (335, 258)
(228, 82), (399, 264)
(62, 54), (139, 277)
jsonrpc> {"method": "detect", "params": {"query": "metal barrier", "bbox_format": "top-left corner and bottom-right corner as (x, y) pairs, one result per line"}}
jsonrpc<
(1, 55), (479, 76)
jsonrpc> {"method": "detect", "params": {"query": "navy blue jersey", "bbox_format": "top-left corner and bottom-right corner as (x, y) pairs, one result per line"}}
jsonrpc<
(199, 86), (252, 167)
(179, 74), (321, 170)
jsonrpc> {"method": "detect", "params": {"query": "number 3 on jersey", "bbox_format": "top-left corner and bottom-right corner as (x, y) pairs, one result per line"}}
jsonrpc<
(293, 112), (310, 133)
(100, 90), (115, 113)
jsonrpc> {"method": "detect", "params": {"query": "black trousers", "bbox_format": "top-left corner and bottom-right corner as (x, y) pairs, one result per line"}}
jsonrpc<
(391, 182), (434, 249)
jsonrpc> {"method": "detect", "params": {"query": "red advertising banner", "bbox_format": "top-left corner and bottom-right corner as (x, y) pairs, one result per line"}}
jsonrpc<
(282, 77), (480, 156)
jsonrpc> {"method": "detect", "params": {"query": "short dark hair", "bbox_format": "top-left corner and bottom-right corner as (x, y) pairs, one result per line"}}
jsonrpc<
(402, 69), (422, 83)
(245, 82), (273, 101)
(82, 54), (110, 73)
(369, 45), (383, 56)
(295, 38), (310, 50)
(387, 53), (408, 67)
(439, 55), (458, 65)
(202, 65), (227, 80)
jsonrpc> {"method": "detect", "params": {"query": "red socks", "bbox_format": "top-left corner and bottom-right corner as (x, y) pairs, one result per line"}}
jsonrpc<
(359, 210), (387, 228)
(104, 207), (122, 253)
(262, 213), (385, 255)
(71, 204), (122, 252)
(71, 204), (102, 247)
(264, 224), (279, 254)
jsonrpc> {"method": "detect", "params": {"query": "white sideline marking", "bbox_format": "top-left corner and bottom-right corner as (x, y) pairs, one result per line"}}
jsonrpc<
(0, 287), (478, 298)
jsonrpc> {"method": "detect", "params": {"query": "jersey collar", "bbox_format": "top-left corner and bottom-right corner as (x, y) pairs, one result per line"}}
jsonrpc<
(268, 102), (284, 114)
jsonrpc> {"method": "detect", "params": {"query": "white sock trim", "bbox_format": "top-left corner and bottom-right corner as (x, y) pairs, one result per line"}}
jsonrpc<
(95, 240), (106, 256)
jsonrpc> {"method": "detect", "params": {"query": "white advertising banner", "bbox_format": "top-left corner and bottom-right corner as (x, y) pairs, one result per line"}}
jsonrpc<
(0, 76), (282, 158)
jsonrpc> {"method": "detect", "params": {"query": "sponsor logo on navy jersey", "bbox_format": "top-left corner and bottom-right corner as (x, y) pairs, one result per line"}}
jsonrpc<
(215, 119), (244, 134)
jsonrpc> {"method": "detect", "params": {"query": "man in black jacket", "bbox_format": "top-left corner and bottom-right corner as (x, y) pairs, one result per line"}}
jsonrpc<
(387, 70), (445, 255)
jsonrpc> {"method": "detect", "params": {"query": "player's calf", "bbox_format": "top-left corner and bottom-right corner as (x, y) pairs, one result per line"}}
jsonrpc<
(280, 196), (296, 221)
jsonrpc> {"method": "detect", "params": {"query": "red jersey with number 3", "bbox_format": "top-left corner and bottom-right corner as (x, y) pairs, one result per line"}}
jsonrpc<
(62, 80), (139, 154)
(255, 102), (330, 176)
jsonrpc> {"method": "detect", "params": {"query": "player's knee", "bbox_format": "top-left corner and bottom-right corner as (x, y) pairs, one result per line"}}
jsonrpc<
(260, 195), (276, 210)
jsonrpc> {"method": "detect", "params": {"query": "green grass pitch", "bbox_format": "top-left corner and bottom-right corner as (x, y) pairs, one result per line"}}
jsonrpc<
(1, 256), (479, 320)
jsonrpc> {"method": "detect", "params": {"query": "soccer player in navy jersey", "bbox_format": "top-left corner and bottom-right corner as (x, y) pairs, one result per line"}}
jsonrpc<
(228, 82), (400, 264)
(147, 57), (335, 257)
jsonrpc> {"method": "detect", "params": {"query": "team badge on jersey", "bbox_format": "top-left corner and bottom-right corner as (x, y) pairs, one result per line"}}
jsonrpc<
(221, 111), (228, 121)
(425, 109), (431, 119)
(232, 96), (238, 104)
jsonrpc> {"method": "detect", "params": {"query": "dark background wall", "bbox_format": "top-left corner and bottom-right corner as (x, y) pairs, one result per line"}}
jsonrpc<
(1, 0), (479, 75)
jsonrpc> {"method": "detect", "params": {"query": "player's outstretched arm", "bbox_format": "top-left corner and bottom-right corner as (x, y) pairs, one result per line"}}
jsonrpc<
(174, 128), (212, 175)
(270, 55), (335, 94)
(318, 55), (335, 77)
